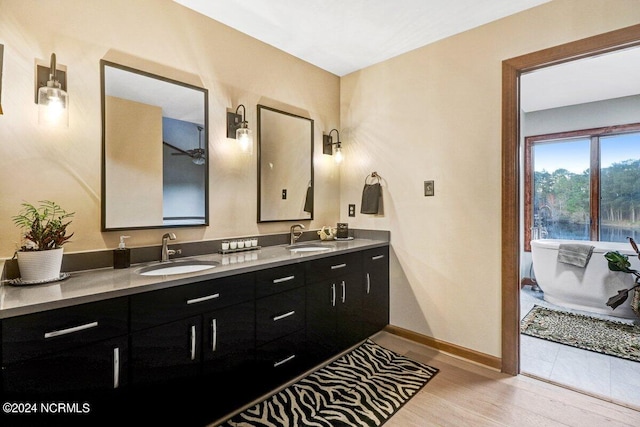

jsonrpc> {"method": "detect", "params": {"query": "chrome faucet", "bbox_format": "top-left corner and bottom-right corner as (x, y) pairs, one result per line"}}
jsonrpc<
(290, 224), (305, 245)
(161, 232), (179, 262)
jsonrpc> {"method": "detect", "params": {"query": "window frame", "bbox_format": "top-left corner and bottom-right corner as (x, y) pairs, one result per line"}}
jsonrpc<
(524, 122), (640, 251)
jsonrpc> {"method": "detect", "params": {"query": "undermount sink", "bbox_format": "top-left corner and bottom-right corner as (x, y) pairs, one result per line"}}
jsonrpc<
(137, 260), (219, 276)
(286, 243), (334, 253)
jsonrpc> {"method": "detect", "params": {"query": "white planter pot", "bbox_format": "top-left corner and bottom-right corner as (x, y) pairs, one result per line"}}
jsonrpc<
(16, 248), (64, 282)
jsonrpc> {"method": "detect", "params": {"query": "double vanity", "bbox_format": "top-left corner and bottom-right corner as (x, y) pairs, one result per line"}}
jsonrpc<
(0, 236), (389, 425)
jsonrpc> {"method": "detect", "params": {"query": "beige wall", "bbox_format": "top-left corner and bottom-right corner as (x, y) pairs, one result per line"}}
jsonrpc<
(339, 0), (640, 357)
(2, 0), (639, 361)
(0, 0), (340, 256)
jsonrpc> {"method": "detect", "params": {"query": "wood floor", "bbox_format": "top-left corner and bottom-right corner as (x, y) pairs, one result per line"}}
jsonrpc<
(372, 331), (640, 427)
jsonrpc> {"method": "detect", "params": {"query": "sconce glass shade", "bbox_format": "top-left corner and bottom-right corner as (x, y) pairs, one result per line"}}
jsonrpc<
(237, 125), (253, 155)
(38, 54), (68, 127)
(334, 145), (343, 163)
(38, 82), (68, 127)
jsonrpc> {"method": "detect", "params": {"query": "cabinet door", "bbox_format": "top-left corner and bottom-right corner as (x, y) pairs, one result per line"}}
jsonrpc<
(202, 301), (255, 375)
(2, 336), (128, 394)
(131, 316), (202, 385)
(336, 272), (365, 350)
(362, 246), (390, 337)
(306, 279), (338, 364)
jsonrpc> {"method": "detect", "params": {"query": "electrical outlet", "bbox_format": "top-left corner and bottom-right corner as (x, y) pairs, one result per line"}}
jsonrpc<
(424, 180), (435, 196)
(348, 204), (356, 217)
(282, 189), (287, 199)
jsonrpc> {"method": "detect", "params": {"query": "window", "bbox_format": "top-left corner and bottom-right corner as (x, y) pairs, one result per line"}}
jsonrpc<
(524, 123), (640, 251)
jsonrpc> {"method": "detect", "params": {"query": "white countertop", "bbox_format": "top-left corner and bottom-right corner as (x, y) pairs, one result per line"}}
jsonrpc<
(0, 239), (388, 319)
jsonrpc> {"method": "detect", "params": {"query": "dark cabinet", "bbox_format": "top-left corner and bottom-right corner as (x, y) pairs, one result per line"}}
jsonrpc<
(1, 297), (129, 396)
(254, 264), (308, 394)
(2, 336), (128, 394)
(129, 273), (256, 386)
(306, 272), (365, 364)
(362, 246), (390, 337)
(0, 243), (389, 426)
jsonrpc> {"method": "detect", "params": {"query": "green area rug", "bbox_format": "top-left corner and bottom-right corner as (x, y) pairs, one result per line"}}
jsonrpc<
(521, 305), (640, 362)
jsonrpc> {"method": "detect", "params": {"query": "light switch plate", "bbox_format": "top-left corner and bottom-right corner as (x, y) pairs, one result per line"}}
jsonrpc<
(424, 180), (435, 196)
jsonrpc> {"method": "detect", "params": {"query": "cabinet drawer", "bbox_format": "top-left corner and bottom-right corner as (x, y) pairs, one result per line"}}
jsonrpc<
(256, 264), (304, 298)
(130, 273), (255, 330)
(2, 297), (128, 365)
(256, 329), (308, 384)
(256, 287), (305, 345)
(305, 252), (362, 283)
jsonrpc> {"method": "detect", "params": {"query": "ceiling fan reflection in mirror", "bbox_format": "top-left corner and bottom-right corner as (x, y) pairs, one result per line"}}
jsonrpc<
(165, 125), (206, 165)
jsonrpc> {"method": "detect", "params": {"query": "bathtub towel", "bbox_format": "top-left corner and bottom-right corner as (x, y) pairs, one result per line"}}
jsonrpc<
(557, 243), (595, 268)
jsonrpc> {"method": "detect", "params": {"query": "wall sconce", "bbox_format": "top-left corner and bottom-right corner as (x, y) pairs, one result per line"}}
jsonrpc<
(36, 53), (68, 127)
(227, 104), (253, 154)
(323, 128), (343, 163)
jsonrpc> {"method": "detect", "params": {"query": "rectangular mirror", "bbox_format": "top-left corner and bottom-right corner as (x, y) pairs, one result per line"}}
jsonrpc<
(258, 105), (313, 222)
(258, 104), (314, 222)
(101, 60), (208, 230)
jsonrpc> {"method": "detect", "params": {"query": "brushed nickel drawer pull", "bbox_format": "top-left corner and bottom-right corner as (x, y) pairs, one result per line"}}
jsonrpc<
(273, 354), (296, 368)
(273, 275), (295, 284)
(211, 318), (218, 352)
(331, 263), (347, 270)
(341, 281), (346, 303)
(190, 325), (197, 360)
(366, 273), (371, 294)
(331, 284), (336, 307)
(113, 347), (120, 389)
(187, 293), (220, 305)
(372, 255), (385, 260)
(44, 321), (98, 338)
(273, 311), (295, 322)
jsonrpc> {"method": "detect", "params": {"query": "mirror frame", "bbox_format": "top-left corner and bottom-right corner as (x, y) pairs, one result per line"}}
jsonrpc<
(100, 59), (209, 231)
(257, 104), (314, 223)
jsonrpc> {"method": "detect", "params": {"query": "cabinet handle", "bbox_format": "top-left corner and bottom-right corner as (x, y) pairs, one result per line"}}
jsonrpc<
(273, 311), (295, 322)
(366, 273), (371, 294)
(273, 354), (296, 368)
(190, 325), (197, 361)
(44, 321), (98, 338)
(113, 347), (120, 389)
(211, 318), (217, 352)
(341, 281), (346, 303)
(372, 255), (385, 260)
(187, 293), (220, 305)
(331, 263), (347, 270)
(273, 275), (295, 284)
(331, 284), (336, 307)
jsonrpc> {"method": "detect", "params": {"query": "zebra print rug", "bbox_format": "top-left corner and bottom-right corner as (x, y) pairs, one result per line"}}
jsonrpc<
(218, 339), (439, 426)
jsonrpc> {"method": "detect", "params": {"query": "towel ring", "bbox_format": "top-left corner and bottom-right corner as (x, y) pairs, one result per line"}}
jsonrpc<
(365, 171), (381, 185)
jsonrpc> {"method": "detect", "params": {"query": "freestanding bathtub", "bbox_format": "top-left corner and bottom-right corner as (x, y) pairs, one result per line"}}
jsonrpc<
(530, 239), (639, 319)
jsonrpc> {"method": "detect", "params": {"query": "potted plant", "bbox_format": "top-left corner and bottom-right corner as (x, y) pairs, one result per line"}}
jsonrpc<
(604, 237), (640, 318)
(12, 200), (74, 282)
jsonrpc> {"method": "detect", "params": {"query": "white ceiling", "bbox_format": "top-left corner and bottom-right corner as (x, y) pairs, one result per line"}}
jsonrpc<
(173, 0), (640, 111)
(173, 0), (551, 77)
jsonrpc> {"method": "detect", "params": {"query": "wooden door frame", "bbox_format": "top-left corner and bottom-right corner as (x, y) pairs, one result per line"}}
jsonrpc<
(501, 24), (640, 375)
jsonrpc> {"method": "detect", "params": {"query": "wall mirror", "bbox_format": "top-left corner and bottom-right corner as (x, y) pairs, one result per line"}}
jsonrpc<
(101, 60), (208, 230)
(257, 104), (314, 222)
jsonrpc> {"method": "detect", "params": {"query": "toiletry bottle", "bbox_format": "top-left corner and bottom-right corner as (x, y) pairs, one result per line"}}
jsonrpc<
(113, 236), (131, 269)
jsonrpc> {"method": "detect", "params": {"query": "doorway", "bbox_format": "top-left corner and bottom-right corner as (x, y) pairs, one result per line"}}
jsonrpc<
(501, 24), (640, 377)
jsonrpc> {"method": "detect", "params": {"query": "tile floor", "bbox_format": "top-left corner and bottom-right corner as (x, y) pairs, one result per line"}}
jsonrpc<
(520, 287), (640, 410)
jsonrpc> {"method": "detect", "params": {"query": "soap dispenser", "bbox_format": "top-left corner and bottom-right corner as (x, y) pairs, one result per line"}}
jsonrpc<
(113, 236), (131, 269)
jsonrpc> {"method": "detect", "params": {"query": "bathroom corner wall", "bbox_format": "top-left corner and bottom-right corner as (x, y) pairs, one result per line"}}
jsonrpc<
(338, 0), (640, 358)
(0, 0), (341, 258)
